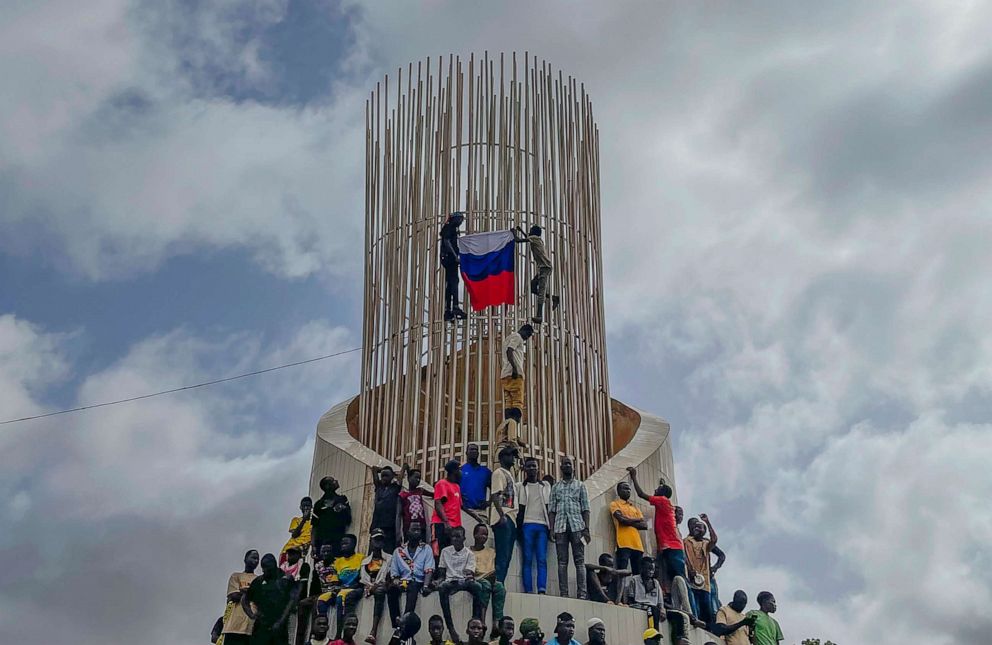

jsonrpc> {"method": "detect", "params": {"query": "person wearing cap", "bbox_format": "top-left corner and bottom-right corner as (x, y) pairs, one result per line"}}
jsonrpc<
(622, 557), (666, 629)
(641, 628), (662, 645)
(584, 618), (606, 645)
(546, 613), (580, 645)
(440, 211), (467, 322)
(516, 455), (551, 594)
(495, 324), (534, 448)
(512, 618), (542, 645)
(489, 445), (519, 584)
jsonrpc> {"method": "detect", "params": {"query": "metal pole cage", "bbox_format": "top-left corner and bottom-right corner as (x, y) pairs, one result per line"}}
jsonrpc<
(359, 52), (611, 481)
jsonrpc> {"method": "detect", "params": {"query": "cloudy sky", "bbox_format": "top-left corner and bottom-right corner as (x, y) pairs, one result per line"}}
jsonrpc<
(2, 1), (991, 643)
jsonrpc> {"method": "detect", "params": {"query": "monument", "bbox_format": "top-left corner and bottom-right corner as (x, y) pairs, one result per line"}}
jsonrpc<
(309, 53), (717, 643)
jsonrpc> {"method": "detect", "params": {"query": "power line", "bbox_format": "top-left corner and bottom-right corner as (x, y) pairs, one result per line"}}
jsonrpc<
(0, 347), (363, 426)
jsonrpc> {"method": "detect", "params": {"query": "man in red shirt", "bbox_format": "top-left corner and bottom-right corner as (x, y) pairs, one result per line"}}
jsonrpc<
(432, 460), (465, 551)
(627, 467), (688, 590)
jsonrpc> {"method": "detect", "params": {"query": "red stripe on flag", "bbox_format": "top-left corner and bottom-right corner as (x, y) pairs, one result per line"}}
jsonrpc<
(462, 270), (514, 311)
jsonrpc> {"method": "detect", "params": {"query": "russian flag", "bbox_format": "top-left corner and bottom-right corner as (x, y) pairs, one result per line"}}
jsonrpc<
(459, 230), (516, 311)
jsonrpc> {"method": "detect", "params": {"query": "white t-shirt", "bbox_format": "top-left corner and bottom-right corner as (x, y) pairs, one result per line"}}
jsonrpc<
(501, 332), (526, 378)
(491, 467), (518, 522)
(439, 545), (476, 580)
(519, 481), (550, 526)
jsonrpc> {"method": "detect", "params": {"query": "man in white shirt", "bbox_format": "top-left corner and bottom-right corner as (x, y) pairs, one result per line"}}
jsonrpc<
(622, 557), (665, 629)
(516, 456), (551, 594)
(495, 324), (534, 448)
(436, 526), (483, 644)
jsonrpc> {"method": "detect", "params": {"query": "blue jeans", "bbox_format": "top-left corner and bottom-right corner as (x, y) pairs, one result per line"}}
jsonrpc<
(520, 522), (549, 593)
(710, 575), (721, 615)
(691, 588), (713, 625)
(492, 516), (516, 583)
(659, 548), (687, 581)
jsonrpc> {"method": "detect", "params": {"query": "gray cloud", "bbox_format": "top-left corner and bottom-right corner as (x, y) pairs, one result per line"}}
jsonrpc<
(3, 1), (992, 643)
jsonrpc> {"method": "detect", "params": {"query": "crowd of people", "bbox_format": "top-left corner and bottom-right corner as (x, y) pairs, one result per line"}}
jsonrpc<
(211, 448), (783, 645)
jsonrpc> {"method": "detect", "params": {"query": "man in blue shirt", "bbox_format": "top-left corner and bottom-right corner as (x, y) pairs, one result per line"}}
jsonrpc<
(460, 443), (491, 512)
(386, 521), (435, 628)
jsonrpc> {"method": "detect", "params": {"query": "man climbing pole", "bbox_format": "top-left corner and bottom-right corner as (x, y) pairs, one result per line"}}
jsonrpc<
(440, 212), (468, 321)
(494, 324), (534, 448)
(512, 225), (559, 325)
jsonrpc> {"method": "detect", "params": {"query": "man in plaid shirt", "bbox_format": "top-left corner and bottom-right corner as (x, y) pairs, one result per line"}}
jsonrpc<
(548, 456), (591, 598)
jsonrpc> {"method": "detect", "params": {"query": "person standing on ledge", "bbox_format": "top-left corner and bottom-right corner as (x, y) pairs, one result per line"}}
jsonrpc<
(489, 445), (519, 584)
(712, 590), (754, 645)
(495, 324), (534, 448)
(512, 225), (559, 324)
(746, 592), (784, 645)
(440, 211), (467, 322)
(610, 481), (647, 573)
(684, 514), (718, 626)
(548, 456), (591, 599)
(460, 443), (492, 516)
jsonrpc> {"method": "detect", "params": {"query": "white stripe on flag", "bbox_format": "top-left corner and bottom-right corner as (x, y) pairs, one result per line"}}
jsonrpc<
(458, 230), (514, 256)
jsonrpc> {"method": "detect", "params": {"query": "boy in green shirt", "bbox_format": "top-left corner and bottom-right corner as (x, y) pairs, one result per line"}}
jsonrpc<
(746, 591), (784, 645)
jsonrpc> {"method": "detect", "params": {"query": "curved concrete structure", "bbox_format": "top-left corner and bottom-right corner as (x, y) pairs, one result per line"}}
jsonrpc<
(310, 396), (718, 644)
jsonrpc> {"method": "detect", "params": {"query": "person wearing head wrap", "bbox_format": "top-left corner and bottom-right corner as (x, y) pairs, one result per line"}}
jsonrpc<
(513, 618), (543, 645)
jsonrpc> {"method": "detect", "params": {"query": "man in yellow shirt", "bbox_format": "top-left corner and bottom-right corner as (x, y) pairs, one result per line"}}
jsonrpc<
(280, 497), (312, 563)
(712, 590), (754, 645)
(609, 481), (647, 573)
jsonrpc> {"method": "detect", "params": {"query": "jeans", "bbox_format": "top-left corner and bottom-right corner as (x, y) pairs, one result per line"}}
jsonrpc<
(554, 529), (586, 598)
(492, 516), (516, 583)
(477, 579), (506, 624)
(521, 522), (549, 592)
(615, 547), (643, 574)
(710, 575), (721, 615)
(659, 548), (687, 582)
(439, 578), (483, 633)
(386, 580), (422, 625)
(691, 588), (714, 625)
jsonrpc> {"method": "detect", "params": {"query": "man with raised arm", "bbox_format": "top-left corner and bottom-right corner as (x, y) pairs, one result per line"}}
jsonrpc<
(495, 324), (534, 448)
(684, 513), (718, 626)
(548, 456), (591, 599)
(511, 225), (560, 324)
(626, 468), (687, 590)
